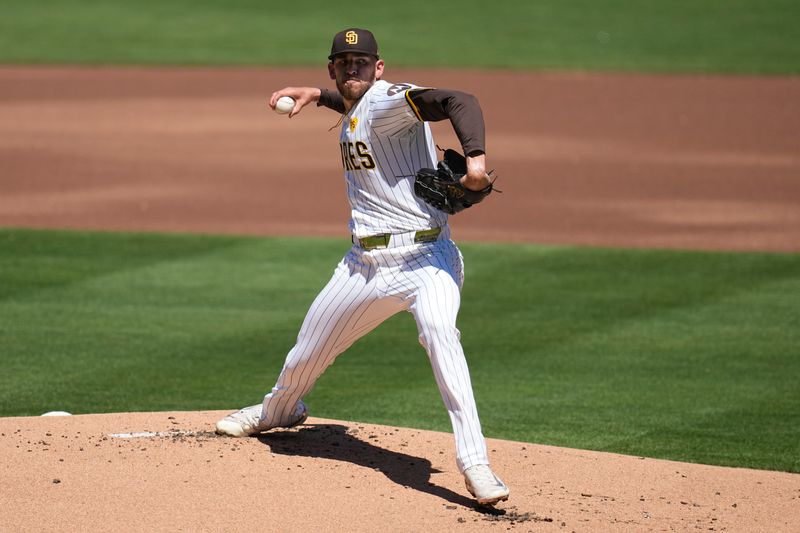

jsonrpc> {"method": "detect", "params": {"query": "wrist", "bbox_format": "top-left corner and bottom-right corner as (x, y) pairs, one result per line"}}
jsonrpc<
(461, 174), (492, 191)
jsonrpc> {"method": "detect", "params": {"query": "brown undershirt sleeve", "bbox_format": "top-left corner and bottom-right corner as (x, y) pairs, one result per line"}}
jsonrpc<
(407, 88), (486, 156)
(317, 88), (346, 114)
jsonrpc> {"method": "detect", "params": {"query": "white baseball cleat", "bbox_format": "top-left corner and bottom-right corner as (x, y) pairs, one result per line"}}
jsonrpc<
(463, 464), (510, 505)
(215, 400), (308, 437)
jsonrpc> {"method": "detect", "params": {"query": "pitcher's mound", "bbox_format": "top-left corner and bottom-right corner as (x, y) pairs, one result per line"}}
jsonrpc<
(1, 410), (797, 532)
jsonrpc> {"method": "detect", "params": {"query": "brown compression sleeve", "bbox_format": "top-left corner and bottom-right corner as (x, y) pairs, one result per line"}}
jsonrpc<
(317, 88), (346, 114)
(407, 88), (486, 156)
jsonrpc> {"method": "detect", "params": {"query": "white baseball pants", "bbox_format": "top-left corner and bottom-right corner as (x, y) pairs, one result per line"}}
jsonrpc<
(260, 229), (490, 472)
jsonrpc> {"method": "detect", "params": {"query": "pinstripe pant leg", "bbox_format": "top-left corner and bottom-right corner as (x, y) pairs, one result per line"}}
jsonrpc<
(408, 242), (489, 472)
(262, 251), (403, 427)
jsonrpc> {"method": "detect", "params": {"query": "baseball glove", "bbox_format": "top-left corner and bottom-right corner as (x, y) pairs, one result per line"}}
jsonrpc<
(414, 149), (494, 215)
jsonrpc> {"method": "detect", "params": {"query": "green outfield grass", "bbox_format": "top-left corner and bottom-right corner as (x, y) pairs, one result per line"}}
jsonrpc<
(1, 228), (798, 473)
(1, 0), (798, 73)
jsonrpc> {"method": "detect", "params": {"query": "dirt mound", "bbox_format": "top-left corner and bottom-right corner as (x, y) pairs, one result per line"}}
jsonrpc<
(1, 411), (797, 532)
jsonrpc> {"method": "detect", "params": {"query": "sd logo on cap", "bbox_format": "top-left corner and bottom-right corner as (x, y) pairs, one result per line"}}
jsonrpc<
(329, 28), (380, 60)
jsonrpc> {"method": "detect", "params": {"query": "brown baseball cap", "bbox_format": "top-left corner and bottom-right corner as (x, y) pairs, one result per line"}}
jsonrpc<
(328, 28), (380, 60)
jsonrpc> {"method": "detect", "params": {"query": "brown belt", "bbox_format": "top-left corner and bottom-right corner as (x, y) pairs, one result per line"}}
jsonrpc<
(355, 227), (442, 250)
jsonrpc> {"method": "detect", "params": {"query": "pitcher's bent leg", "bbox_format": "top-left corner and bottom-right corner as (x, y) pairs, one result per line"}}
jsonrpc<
(409, 254), (489, 472)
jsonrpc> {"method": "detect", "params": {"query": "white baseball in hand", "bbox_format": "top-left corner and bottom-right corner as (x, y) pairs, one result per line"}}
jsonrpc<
(275, 96), (295, 115)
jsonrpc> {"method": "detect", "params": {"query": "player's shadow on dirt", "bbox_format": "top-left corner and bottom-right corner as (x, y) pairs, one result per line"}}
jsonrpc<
(257, 423), (499, 513)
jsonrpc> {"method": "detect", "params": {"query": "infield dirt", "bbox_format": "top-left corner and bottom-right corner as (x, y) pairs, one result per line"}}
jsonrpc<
(2, 411), (799, 532)
(1, 67), (799, 532)
(1, 67), (798, 251)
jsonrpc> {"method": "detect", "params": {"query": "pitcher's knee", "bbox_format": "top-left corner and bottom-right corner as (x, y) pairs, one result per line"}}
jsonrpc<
(417, 324), (462, 351)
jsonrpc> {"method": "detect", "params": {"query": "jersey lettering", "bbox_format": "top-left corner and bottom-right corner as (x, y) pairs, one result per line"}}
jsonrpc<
(339, 141), (376, 171)
(339, 142), (351, 170)
(355, 142), (376, 169)
(387, 83), (412, 96)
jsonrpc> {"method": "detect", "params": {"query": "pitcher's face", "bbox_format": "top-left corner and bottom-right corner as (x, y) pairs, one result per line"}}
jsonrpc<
(329, 53), (384, 102)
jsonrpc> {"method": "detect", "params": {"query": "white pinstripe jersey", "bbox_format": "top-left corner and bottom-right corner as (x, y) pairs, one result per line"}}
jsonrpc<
(338, 80), (449, 238)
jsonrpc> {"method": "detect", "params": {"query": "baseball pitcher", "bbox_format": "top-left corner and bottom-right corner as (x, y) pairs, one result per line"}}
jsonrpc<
(216, 28), (506, 506)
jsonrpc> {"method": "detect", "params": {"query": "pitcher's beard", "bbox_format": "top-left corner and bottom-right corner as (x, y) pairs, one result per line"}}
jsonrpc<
(337, 79), (373, 102)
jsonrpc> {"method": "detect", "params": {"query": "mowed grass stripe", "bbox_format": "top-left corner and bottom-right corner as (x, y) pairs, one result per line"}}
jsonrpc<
(0, 0), (798, 73)
(1, 228), (798, 472)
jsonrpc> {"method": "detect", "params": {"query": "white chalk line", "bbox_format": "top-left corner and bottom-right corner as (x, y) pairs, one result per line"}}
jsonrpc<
(107, 429), (214, 439)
